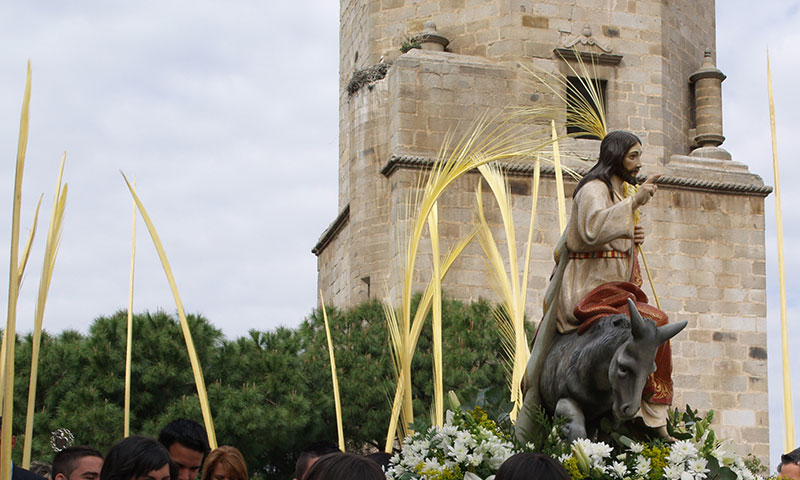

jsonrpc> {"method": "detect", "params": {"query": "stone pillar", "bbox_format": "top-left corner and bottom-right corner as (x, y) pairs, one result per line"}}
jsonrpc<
(419, 21), (449, 52)
(689, 49), (730, 160)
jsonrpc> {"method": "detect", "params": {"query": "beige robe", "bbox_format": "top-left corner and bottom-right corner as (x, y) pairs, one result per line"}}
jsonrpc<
(556, 179), (635, 334)
(554, 179), (668, 427)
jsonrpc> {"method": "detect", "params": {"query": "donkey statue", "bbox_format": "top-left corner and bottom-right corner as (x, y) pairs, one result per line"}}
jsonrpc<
(536, 298), (687, 441)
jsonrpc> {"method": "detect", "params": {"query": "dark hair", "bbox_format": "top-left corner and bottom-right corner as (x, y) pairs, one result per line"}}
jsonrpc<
(365, 451), (392, 470)
(293, 441), (341, 480)
(201, 446), (248, 480)
(573, 130), (641, 199)
(495, 452), (571, 480)
(778, 447), (800, 473)
(303, 453), (384, 480)
(158, 419), (210, 456)
(53, 446), (103, 478)
(30, 461), (52, 478)
(100, 436), (176, 480)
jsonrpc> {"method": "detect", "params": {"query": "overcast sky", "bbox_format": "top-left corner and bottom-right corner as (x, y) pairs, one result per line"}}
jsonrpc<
(0, 0), (798, 466)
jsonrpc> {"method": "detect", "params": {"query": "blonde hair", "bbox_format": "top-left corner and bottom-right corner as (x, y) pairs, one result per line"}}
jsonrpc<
(201, 446), (248, 480)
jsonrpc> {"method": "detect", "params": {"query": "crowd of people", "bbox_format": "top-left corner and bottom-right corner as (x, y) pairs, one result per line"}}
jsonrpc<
(4, 417), (576, 480)
(5, 415), (800, 479)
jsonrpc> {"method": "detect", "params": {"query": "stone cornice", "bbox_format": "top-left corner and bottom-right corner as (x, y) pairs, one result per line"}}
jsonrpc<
(312, 203), (350, 256)
(380, 154), (773, 196)
(553, 47), (623, 66)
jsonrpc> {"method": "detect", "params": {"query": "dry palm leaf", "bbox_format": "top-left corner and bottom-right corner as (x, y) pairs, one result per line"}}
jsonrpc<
(121, 173), (217, 449)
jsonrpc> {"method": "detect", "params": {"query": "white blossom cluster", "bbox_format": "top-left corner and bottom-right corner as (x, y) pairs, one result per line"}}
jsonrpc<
(560, 436), (766, 480)
(385, 410), (515, 480)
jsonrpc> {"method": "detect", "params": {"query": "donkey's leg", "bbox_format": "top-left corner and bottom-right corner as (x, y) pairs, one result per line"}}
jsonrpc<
(555, 398), (587, 441)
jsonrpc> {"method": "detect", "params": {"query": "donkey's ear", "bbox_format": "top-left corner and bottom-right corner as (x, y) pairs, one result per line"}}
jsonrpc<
(656, 320), (688, 345)
(628, 298), (650, 340)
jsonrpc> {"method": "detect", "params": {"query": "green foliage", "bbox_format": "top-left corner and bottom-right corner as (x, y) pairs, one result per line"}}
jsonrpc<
(400, 36), (422, 53)
(4, 295), (511, 479)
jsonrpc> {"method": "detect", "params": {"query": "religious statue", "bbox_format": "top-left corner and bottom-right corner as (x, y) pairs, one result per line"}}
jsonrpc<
(516, 131), (686, 441)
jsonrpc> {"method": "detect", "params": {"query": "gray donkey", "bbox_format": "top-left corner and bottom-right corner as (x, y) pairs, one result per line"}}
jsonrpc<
(537, 299), (687, 441)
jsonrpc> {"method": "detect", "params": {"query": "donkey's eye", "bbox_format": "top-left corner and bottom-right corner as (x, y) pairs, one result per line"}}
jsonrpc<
(618, 366), (629, 377)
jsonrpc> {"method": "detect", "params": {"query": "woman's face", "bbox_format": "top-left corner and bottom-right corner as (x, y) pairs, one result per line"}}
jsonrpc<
(210, 463), (239, 480)
(133, 464), (171, 480)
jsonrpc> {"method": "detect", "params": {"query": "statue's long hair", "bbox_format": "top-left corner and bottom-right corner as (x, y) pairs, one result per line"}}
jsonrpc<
(573, 130), (641, 199)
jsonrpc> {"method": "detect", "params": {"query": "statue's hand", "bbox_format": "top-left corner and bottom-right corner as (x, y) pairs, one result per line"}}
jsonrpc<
(634, 225), (645, 245)
(634, 174), (660, 207)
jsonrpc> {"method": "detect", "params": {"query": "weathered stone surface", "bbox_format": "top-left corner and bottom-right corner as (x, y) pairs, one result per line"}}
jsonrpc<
(321, 0), (770, 463)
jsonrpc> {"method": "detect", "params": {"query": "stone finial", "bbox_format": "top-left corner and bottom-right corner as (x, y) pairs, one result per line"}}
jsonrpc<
(689, 48), (730, 160)
(420, 21), (449, 52)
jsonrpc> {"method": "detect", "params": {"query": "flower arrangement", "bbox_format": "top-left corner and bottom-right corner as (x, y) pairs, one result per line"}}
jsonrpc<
(385, 406), (516, 480)
(386, 394), (770, 480)
(552, 406), (768, 480)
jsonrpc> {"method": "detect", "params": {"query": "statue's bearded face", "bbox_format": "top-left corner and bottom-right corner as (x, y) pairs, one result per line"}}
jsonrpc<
(616, 143), (642, 185)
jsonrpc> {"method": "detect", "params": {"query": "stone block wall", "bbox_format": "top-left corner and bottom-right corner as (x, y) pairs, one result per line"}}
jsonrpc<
(317, 0), (772, 463)
(380, 164), (770, 459)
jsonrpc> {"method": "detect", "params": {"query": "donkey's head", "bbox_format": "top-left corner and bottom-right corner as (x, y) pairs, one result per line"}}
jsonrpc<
(608, 299), (687, 421)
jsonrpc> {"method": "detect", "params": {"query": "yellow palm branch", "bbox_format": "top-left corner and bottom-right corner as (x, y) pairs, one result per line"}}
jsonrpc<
(0, 195), (41, 414)
(23, 154), (68, 468)
(384, 227), (477, 451)
(384, 110), (558, 449)
(124, 178), (137, 438)
(121, 173), (217, 449)
(427, 202), (444, 427)
(517, 47), (608, 140)
(2, 60), (32, 480)
(474, 159), (543, 421)
(319, 292), (345, 451)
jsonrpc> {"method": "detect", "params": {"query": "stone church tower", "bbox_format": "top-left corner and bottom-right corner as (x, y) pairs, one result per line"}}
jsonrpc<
(314, 0), (771, 459)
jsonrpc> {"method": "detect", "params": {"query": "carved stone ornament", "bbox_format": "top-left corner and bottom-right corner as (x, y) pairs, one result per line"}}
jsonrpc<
(555, 24), (622, 66)
(562, 24), (612, 52)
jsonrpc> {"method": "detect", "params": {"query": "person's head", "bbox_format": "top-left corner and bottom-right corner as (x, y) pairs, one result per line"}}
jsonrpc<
(30, 460), (53, 478)
(495, 452), (571, 480)
(365, 451), (391, 470)
(293, 441), (341, 480)
(573, 130), (642, 198)
(158, 420), (209, 480)
(100, 436), (176, 480)
(303, 453), (383, 480)
(199, 446), (248, 480)
(53, 446), (103, 480)
(778, 447), (800, 479)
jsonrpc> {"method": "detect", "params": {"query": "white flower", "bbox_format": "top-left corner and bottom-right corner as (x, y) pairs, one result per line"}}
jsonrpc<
(487, 452), (507, 470)
(668, 440), (699, 464)
(629, 442), (644, 454)
(635, 455), (651, 476)
(445, 410), (455, 425)
(584, 441), (613, 467)
(469, 451), (484, 467)
(611, 461), (628, 477)
(664, 464), (685, 480)
(688, 457), (709, 476)
(449, 442), (469, 463)
(422, 457), (442, 472)
(558, 453), (573, 464)
(680, 472), (694, 480)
